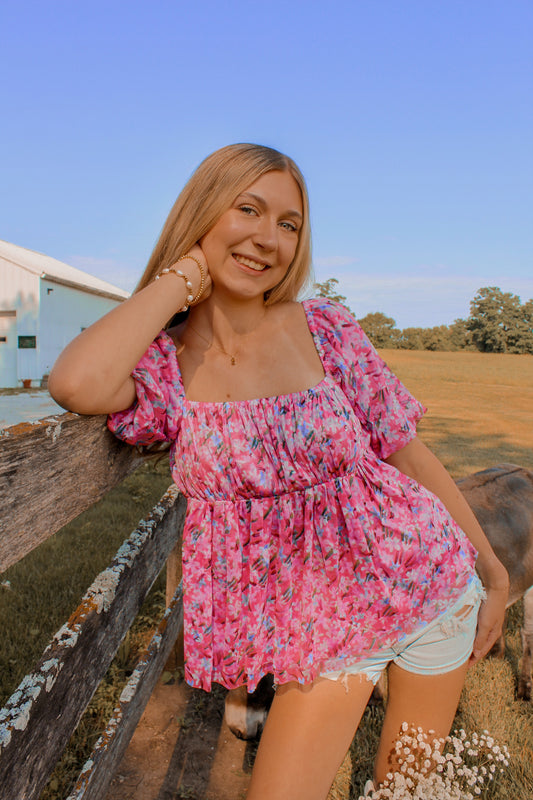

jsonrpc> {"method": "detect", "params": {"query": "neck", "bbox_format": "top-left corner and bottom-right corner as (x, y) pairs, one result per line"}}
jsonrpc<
(186, 294), (268, 350)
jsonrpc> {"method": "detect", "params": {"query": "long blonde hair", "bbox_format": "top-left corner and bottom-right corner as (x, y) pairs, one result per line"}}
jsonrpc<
(136, 143), (312, 305)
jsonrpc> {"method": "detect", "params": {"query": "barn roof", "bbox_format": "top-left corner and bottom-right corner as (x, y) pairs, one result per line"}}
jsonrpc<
(0, 239), (130, 302)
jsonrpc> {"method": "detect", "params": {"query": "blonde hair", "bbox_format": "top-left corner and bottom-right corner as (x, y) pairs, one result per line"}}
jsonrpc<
(136, 143), (312, 305)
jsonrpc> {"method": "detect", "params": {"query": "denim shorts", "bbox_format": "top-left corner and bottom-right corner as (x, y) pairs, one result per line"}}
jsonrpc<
(323, 574), (486, 686)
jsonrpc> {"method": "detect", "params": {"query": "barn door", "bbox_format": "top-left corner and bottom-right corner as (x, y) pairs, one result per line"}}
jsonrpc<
(0, 312), (18, 388)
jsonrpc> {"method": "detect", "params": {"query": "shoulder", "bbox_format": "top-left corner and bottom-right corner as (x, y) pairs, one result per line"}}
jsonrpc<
(264, 300), (311, 338)
(266, 297), (356, 326)
(302, 297), (358, 325)
(301, 297), (366, 345)
(266, 298), (354, 337)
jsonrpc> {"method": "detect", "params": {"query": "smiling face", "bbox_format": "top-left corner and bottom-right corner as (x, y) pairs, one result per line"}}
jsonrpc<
(199, 170), (303, 303)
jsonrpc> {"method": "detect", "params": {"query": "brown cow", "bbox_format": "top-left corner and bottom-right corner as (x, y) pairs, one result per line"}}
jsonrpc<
(224, 464), (533, 739)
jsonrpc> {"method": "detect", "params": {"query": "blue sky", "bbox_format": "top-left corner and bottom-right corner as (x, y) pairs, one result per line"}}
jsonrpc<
(1, 0), (532, 327)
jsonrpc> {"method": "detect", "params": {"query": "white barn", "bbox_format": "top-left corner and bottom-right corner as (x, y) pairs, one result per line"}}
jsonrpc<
(0, 240), (130, 389)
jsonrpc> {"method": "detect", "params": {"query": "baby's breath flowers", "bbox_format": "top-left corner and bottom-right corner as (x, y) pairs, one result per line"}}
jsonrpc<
(359, 724), (509, 799)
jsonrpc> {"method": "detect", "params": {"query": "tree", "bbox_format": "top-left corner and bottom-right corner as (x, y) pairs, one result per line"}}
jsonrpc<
(467, 287), (533, 353)
(311, 284), (533, 353)
(397, 320), (471, 351)
(522, 301), (533, 354)
(313, 278), (351, 311)
(358, 312), (400, 348)
(421, 325), (454, 351)
(397, 327), (426, 350)
(448, 318), (472, 350)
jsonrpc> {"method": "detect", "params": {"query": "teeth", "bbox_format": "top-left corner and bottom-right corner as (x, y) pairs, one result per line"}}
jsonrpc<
(235, 255), (267, 271)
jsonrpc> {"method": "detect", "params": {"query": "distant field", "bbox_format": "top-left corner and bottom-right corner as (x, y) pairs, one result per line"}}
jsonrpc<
(380, 349), (533, 477)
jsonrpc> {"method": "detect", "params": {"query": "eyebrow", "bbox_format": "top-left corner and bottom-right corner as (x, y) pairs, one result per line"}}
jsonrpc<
(238, 191), (303, 221)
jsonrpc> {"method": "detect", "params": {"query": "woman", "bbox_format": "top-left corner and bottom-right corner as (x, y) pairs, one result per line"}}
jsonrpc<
(49, 143), (509, 800)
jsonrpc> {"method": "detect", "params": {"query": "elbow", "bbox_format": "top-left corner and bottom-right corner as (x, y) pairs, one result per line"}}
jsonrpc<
(48, 368), (86, 413)
(48, 366), (100, 415)
(47, 365), (71, 409)
(48, 363), (136, 416)
(384, 437), (433, 483)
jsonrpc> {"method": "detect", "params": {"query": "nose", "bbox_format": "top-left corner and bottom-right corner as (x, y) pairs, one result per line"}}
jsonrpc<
(252, 214), (278, 252)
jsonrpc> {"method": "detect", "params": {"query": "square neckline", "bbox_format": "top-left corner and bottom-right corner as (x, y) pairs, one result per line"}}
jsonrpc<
(161, 298), (329, 407)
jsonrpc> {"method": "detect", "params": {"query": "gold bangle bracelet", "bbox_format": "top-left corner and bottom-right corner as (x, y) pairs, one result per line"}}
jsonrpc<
(177, 254), (206, 304)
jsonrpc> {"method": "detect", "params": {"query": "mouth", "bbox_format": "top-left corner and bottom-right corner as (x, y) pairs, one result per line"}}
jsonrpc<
(233, 254), (271, 272)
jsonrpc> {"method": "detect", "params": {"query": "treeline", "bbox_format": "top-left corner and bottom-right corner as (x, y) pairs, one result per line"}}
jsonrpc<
(314, 280), (533, 354)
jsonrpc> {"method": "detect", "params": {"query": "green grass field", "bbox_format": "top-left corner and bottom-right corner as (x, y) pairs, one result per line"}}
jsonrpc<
(1, 349), (532, 799)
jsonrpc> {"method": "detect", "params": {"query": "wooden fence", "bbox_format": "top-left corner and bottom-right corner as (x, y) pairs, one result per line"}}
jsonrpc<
(0, 412), (184, 800)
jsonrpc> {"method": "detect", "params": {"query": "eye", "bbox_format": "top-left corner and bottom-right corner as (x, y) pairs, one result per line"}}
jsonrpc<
(239, 204), (257, 216)
(280, 220), (299, 233)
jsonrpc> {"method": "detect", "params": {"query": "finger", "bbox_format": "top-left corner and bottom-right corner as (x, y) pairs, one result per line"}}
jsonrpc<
(471, 625), (499, 662)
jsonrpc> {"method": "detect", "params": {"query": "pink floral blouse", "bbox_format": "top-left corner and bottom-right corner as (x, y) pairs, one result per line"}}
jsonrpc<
(108, 298), (477, 692)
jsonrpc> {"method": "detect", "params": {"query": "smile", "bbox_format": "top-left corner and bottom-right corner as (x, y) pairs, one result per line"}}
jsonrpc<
(233, 254), (270, 272)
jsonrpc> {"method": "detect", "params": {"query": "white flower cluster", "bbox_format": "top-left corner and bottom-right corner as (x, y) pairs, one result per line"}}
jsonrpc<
(359, 723), (510, 800)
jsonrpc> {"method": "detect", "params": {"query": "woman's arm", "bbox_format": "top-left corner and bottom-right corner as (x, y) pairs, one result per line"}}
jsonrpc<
(385, 437), (509, 663)
(48, 251), (208, 415)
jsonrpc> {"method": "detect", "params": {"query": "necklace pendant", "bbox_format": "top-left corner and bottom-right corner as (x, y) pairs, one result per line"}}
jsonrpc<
(230, 356), (236, 366)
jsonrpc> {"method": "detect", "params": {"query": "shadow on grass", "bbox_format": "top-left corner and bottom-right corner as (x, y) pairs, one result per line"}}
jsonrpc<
(420, 416), (533, 476)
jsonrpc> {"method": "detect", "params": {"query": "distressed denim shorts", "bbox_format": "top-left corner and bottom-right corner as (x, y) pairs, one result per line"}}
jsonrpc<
(323, 574), (486, 686)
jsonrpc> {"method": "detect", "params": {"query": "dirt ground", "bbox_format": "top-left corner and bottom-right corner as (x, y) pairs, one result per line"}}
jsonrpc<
(105, 679), (257, 800)
(104, 678), (353, 800)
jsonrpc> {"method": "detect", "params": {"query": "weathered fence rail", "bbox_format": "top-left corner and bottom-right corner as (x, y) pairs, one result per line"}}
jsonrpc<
(0, 412), (185, 800)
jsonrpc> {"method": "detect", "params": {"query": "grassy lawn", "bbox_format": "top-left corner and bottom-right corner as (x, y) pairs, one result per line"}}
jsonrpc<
(383, 348), (533, 476)
(1, 349), (533, 798)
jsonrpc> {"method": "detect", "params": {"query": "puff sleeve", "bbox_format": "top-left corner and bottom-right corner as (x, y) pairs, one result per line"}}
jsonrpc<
(308, 298), (426, 460)
(107, 332), (182, 446)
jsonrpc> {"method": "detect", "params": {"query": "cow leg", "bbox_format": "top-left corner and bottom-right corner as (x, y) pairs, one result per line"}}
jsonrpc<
(224, 674), (275, 739)
(518, 587), (533, 701)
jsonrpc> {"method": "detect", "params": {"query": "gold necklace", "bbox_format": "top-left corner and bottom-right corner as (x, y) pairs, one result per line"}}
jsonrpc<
(187, 324), (237, 365)
(187, 317), (266, 366)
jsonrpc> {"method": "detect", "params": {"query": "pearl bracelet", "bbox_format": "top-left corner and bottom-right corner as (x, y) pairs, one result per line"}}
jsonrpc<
(177, 254), (206, 304)
(154, 254), (206, 312)
(154, 267), (194, 312)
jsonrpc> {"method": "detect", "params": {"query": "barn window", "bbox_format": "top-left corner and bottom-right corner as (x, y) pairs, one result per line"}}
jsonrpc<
(0, 336), (6, 343)
(18, 335), (37, 349)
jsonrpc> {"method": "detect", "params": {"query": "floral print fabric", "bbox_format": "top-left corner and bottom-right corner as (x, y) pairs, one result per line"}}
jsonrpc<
(108, 298), (477, 692)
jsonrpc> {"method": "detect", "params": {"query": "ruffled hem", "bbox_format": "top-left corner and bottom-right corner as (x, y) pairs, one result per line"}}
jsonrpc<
(181, 462), (477, 693)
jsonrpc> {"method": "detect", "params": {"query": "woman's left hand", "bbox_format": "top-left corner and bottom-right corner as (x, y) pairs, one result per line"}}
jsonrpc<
(469, 583), (509, 666)
(384, 439), (511, 667)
